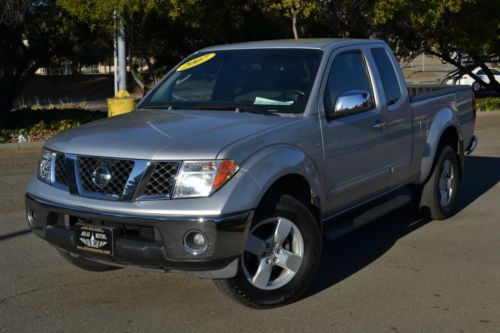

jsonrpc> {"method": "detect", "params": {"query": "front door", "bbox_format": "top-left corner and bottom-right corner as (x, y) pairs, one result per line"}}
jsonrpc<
(319, 49), (390, 214)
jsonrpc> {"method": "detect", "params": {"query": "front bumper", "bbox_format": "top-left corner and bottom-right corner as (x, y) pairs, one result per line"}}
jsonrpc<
(25, 194), (253, 278)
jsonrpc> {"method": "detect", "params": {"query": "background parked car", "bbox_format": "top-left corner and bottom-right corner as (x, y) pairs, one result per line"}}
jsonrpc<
(446, 66), (500, 92)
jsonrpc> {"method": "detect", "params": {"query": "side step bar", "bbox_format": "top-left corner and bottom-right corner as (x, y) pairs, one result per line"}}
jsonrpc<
(324, 194), (412, 241)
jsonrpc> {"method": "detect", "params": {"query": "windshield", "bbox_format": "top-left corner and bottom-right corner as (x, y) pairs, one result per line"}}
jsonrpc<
(141, 49), (323, 115)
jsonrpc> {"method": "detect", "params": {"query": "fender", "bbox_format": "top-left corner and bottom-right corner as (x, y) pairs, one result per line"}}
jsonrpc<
(219, 144), (324, 214)
(419, 107), (463, 183)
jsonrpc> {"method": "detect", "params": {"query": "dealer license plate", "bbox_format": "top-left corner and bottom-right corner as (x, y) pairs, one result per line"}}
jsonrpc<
(75, 224), (115, 255)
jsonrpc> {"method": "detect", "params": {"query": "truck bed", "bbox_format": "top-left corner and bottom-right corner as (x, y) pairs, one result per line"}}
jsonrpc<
(407, 83), (475, 186)
(408, 84), (471, 103)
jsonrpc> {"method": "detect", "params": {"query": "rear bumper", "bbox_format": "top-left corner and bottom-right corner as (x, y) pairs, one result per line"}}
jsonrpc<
(25, 194), (253, 278)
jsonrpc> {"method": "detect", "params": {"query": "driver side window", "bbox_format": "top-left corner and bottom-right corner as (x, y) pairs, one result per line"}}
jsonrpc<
(324, 51), (374, 119)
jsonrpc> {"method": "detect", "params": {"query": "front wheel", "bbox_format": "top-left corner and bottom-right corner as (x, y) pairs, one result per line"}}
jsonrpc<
(214, 194), (321, 308)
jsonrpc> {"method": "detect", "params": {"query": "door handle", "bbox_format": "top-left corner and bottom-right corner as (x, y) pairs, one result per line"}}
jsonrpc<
(373, 121), (386, 130)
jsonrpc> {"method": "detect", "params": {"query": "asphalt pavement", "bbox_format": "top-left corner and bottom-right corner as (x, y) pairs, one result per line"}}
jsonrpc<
(1, 114), (499, 332)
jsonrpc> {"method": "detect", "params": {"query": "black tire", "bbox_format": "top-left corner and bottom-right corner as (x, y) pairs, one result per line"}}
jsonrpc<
(58, 250), (121, 272)
(417, 145), (460, 220)
(214, 194), (321, 309)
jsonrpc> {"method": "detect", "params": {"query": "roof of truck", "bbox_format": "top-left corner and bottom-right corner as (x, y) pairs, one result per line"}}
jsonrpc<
(202, 38), (384, 52)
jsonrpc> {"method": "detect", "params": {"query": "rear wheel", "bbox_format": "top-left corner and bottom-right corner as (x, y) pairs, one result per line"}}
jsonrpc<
(416, 145), (460, 220)
(58, 250), (121, 272)
(214, 194), (321, 308)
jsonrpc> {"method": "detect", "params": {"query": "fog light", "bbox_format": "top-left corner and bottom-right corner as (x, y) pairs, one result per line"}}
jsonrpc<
(27, 210), (36, 227)
(183, 230), (208, 255)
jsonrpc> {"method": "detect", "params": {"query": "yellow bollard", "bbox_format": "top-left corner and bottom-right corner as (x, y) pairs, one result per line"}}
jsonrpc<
(107, 90), (139, 117)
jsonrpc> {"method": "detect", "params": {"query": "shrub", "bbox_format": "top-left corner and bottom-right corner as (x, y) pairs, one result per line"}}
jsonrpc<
(476, 97), (500, 112)
(0, 108), (106, 144)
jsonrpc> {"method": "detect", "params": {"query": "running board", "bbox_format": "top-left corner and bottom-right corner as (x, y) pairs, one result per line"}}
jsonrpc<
(324, 194), (412, 241)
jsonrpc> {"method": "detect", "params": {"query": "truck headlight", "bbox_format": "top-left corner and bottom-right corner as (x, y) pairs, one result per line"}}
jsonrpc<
(37, 149), (55, 184)
(173, 160), (239, 198)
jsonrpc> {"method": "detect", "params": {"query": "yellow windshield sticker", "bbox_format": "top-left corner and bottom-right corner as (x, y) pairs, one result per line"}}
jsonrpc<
(177, 53), (216, 71)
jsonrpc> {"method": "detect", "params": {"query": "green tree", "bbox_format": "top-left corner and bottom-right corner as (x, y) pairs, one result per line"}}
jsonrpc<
(0, 0), (31, 25)
(267, 0), (320, 39)
(301, 0), (374, 39)
(0, 1), (67, 123)
(58, 0), (288, 86)
(57, 0), (202, 86)
(373, 0), (500, 92)
(0, 0), (110, 124)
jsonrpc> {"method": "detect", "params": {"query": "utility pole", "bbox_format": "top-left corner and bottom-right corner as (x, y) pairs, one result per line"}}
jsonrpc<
(113, 11), (127, 96)
(117, 14), (127, 92)
(113, 27), (118, 96)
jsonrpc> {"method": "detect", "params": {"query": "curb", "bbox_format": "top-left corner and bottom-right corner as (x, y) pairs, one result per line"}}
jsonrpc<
(0, 141), (45, 152)
(477, 110), (500, 116)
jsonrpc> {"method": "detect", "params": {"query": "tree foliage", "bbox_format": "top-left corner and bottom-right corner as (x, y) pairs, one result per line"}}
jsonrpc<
(1, 0), (499, 120)
(0, 0), (112, 123)
(58, 0), (288, 85)
(0, 0), (31, 25)
(290, 0), (374, 39)
(56, 0), (189, 32)
(0, 1), (64, 122)
(373, 0), (500, 91)
(267, 0), (320, 38)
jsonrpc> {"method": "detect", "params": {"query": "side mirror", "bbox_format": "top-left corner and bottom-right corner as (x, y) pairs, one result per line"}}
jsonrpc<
(327, 90), (373, 119)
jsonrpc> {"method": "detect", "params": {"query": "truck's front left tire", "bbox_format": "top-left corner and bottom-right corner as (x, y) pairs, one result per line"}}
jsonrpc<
(58, 250), (122, 272)
(214, 194), (321, 308)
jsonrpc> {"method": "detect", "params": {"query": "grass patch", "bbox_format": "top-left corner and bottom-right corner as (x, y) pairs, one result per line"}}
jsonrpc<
(477, 97), (500, 112)
(0, 108), (106, 144)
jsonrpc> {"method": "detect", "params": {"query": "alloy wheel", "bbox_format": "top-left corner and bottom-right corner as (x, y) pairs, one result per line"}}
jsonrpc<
(242, 217), (304, 290)
(439, 159), (455, 207)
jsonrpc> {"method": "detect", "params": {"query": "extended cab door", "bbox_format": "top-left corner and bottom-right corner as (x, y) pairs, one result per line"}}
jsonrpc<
(319, 48), (390, 214)
(369, 47), (413, 186)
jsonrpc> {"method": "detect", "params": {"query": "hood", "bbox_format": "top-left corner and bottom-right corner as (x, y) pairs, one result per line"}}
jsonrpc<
(45, 109), (289, 160)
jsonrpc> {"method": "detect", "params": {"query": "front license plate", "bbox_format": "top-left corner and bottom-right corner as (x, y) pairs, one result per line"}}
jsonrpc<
(76, 224), (114, 255)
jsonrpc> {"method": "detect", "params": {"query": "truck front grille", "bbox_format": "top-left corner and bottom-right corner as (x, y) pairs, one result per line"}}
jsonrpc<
(144, 162), (179, 198)
(55, 153), (68, 185)
(54, 153), (180, 201)
(77, 157), (134, 196)
(52, 153), (180, 201)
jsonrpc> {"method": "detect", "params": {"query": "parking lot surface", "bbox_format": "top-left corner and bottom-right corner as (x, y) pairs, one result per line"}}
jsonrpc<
(1, 114), (499, 332)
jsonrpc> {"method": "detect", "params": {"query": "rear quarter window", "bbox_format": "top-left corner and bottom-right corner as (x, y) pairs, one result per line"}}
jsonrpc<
(371, 48), (402, 106)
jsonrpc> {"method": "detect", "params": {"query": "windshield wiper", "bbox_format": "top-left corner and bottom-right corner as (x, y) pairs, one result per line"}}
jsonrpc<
(236, 108), (279, 116)
(140, 104), (180, 110)
(141, 103), (280, 116)
(188, 103), (279, 116)
(184, 103), (250, 111)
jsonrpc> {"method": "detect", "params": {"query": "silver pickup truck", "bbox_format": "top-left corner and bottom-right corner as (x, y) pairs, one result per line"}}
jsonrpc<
(25, 39), (478, 308)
